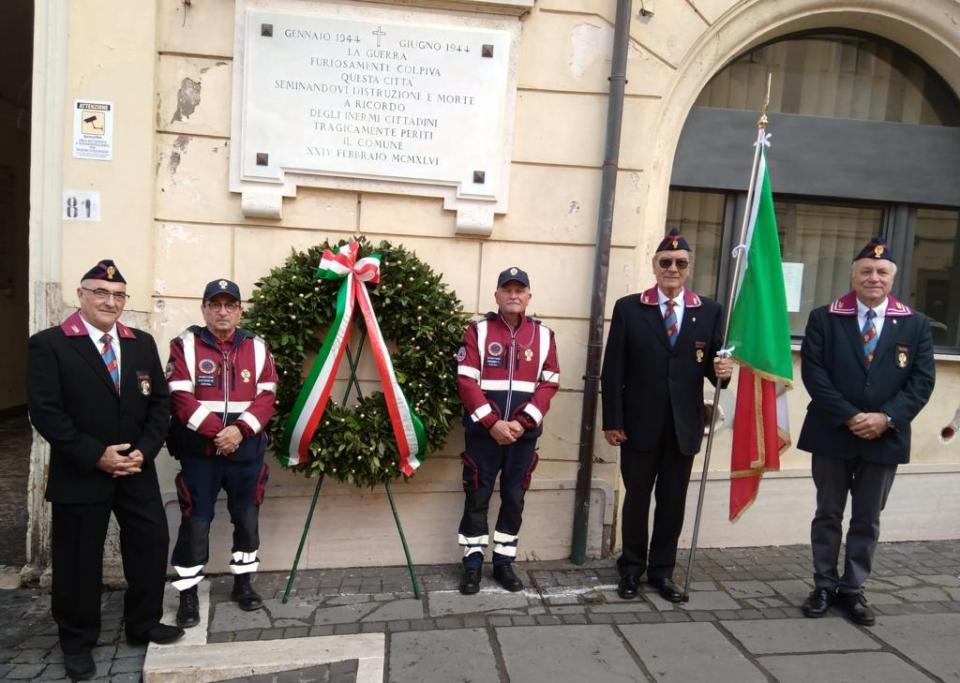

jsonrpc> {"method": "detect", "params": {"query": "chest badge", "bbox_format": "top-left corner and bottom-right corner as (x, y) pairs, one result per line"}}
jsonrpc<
(241, 368), (252, 383)
(524, 348), (533, 362)
(695, 340), (706, 364)
(137, 371), (151, 396)
(896, 346), (909, 368)
(487, 341), (504, 357)
(198, 358), (217, 374)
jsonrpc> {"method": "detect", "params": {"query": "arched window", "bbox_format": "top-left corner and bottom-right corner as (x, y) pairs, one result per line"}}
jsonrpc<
(669, 32), (960, 351)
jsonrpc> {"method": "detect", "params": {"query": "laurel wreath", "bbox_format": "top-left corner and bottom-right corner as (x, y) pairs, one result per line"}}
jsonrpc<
(244, 237), (468, 486)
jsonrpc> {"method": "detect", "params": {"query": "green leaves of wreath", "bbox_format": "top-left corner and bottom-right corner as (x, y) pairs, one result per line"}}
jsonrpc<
(244, 237), (468, 487)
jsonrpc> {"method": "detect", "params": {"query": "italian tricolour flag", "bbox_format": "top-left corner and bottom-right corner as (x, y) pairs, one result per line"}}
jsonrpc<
(725, 140), (793, 521)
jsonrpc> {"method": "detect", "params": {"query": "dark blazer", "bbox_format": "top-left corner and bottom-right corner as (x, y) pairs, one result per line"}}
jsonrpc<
(601, 286), (724, 456)
(27, 311), (171, 503)
(798, 292), (935, 465)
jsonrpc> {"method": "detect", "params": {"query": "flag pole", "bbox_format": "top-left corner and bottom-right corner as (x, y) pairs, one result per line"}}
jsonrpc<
(681, 74), (772, 602)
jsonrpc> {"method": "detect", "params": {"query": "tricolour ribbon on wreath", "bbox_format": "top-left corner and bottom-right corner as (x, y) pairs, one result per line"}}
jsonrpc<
(280, 242), (426, 476)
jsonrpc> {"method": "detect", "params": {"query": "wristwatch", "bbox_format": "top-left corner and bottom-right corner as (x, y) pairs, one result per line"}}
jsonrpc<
(884, 413), (896, 431)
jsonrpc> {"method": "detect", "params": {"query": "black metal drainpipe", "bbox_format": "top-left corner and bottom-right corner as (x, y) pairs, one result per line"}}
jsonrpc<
(570, 0), (634, 564)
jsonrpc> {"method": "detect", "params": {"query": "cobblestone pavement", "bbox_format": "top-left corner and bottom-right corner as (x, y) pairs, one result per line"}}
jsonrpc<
(0, 415), (30, 568)
(2, 540), (959, 681)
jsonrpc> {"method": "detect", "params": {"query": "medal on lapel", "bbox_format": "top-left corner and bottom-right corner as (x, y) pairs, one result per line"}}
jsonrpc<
(137, 371), (151, 396)
(524, 348), (533, 362)
(896, 345), (909, 368)
(695, 341), (705, 364)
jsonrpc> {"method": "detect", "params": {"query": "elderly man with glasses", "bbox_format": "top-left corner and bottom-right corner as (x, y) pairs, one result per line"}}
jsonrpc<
(166, 278), (278, 628)
(601, 229), (732, 602)
(27, 259), (182, 680)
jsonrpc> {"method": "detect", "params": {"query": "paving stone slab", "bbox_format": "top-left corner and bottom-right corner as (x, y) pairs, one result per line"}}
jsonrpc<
(870, 614), (960, 681)
(314, 603), (379, 626)
(263, 598), (320, 621)
(389, 628), (498, 683)
(722, 617), (880, 654)
(893, 587), (951, 603)
(678, 591), (741, 612)
(497, 625), (641, 682)
(757, 652), (933, 683)
(621, 622), (767, 683)
(210, 602), (274, 632)
(590, 603), (652, 613)
(361, 599), (424, 622)
(918, 574), (960, 587)
(427, 590), (533, 617)
(723, 581), (776, 599)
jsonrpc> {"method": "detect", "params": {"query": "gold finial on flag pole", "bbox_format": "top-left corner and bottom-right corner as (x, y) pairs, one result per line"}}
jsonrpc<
(758, 72), (772, 129)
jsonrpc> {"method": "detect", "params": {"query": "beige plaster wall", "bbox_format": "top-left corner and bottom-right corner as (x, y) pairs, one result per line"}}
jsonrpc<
(36, 0), (960, 569)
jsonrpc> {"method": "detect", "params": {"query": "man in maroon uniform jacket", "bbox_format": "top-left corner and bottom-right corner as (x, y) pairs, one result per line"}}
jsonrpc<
(456, 267), (560, 594)
(166, 278), (278, 627)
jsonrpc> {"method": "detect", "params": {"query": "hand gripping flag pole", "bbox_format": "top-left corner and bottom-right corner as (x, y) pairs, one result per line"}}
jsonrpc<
(282, 242), (424, 602)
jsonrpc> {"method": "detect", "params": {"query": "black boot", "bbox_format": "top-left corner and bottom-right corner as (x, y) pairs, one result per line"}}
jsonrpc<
(176, 586), (201, 628)
(231, 574), (264, 611)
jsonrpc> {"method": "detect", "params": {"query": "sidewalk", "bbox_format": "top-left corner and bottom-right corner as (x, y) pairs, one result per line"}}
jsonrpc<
(2, 540), (958, 682)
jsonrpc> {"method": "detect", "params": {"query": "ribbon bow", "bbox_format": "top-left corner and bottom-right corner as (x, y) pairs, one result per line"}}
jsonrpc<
(281, 242), (426, 476)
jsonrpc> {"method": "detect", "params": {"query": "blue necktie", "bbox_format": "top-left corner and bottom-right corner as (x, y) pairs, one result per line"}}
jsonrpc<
(663, 300), (678, 347)
(861, 310), (878, 365)
(100, 333), (120, 391)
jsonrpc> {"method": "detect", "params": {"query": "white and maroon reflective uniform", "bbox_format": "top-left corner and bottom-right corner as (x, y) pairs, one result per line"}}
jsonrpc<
(166, 326), (277, 591)
(455, 312), (559, 565)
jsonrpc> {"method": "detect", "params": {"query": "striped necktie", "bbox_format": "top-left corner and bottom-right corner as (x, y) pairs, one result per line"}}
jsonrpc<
(861, 309), (878, 365)
(100, 333), (120, 391)
(663, 300), (679, 347)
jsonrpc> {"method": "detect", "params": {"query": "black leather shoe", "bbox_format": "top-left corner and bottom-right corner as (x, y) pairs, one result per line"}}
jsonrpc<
(648, 577), (684, 603)
(801, 587), (835, 618)
(838, 592), (875, 626)
(63, 651), (96, 681)
(459, 566), (481, 595)
(493, 564), (524, 592)
(617, 574), (640, 600)
(126, 622), (185, 646)
(232, 574), (264, 611)
(177, 586), (201, 628)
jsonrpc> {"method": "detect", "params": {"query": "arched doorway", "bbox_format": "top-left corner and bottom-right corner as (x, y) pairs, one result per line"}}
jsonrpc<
(668, 31), (960, 351)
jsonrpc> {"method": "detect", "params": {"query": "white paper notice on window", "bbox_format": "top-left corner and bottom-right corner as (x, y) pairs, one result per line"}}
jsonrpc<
(782, 262), (804, 312)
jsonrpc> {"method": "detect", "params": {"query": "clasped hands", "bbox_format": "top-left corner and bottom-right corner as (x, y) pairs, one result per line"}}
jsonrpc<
(489, 419), (524, 445)
(846, 412), (889, 440)
(96, 443), (143, 478)
(213, 425), (243, 455)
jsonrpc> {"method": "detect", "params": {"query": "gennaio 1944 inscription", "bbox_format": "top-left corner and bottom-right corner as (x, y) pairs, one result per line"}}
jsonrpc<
(241, 10), (510, 188)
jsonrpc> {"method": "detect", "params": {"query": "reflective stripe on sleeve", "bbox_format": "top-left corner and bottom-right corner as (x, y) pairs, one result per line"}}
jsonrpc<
(169, 380), (194, 393)
(187, 405), (212, 431)
(180, 331), (196, 384)
(458, 365), (481, 381)
(239, 412), (262, 434)
(524, 403), (544, 426)
(540, 371), (559, 384)
(470, 404), (493, 423)
(256, 382), (277, 393)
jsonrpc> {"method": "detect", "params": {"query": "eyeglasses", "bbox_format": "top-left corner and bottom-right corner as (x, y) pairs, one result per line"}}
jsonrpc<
(81, 287), (130, 302)
(204, 301), (241, 312)
(657, 258), (689, 270)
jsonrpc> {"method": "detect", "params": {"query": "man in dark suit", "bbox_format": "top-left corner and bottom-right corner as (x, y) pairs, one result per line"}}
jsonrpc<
(798, 238), (935, 626)
(601, 229), (732, 602)
(27, 260), (183, 680)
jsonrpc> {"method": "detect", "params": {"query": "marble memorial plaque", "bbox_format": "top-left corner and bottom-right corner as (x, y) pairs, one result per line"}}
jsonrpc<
(230, 1), (523, 234)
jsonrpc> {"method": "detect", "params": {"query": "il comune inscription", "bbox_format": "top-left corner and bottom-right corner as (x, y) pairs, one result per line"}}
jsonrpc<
(231, 5), (519, 234)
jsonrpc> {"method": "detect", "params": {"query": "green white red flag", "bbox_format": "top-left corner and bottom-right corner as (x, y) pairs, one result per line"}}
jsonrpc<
(725, 136), (793, 521)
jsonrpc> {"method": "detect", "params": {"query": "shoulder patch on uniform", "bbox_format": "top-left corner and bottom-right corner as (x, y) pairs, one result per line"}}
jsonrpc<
(456, 346), (467, 362)
(165, 361), (175, 379)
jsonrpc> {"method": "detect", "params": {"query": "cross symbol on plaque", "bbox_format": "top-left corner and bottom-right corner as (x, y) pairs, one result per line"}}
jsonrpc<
(372, 26), (386, 48)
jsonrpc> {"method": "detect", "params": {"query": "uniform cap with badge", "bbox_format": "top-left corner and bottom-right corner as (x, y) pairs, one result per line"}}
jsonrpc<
(852, 236), (895, 264)
(655, 228), (692, 253)
(497, 267), (530, 288)
(202, 278), (242, 301)
(82, 259), (126, 283)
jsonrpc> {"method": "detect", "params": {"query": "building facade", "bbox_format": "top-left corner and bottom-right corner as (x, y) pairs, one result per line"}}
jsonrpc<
(18, 0), (960, 575)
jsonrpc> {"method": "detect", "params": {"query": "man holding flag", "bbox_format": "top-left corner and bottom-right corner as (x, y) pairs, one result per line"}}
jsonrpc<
(601, 231), (733, 602)
(798, 239), (935, 626)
